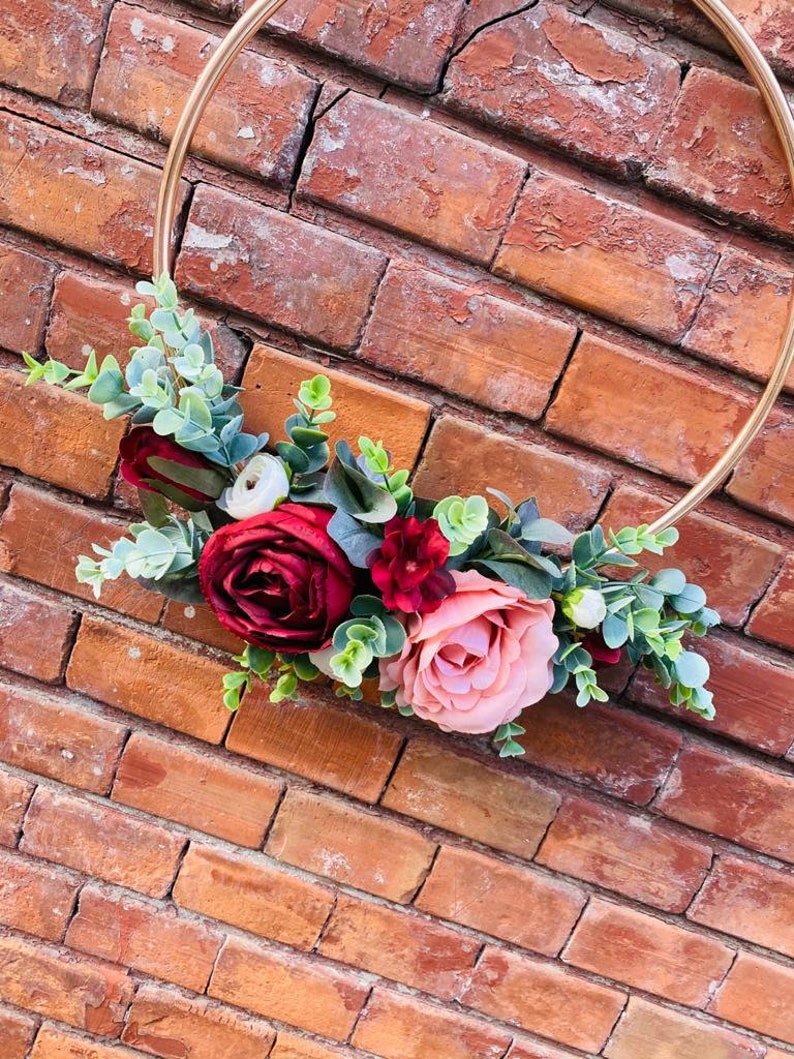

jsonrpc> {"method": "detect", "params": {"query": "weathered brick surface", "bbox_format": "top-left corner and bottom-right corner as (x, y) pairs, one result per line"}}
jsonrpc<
(0, 848), (80, 941)
(0, 1003), (36, 1059)
(161, 600), (244, 653)
(269, 1037), (353, 1059)
(728, 413), (794, 526)
(709, 953), (794, 1044)
(300, 92), (526, 264)
(604, 997), (766, 1059)
(30, 1026), (148, 1059)
(0, 578), (76, 683)
(748, 554), (794, 651)
(0, 243), (57, 354)
(0, 769), (33, 847)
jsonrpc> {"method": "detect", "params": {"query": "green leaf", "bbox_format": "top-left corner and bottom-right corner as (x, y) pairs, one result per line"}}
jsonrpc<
(324, 455), (397, 524)
(673, 650), (710, 689)
(649, 568), (687, 596)
(137, 488), (171, 528)
(475, 559), (551, 600)
(670, 583), (708, 615)
(291, 426), (329, 447)
(147, 457), (227, 498)
(326, 509), (382, 568)
(88, 366), (125, 404)
(520, 517), (574, 546)
(602, 612), (629, 648)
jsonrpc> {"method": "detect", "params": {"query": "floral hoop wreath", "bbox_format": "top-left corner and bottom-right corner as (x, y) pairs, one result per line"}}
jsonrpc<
(27, 0), (794, 756)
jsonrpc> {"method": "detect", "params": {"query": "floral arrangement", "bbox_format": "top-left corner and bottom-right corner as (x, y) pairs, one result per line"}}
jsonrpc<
(26, 275), (718, 756)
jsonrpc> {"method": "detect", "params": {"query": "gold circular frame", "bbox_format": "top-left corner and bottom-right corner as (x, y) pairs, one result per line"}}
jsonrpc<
(152, 0), (794, 534)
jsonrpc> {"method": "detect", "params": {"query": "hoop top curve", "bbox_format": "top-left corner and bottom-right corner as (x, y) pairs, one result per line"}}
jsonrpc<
(152, 0), (794, 535)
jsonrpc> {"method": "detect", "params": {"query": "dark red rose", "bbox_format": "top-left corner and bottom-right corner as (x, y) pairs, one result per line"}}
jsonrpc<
(582, 631), (622, 669)
(119, 427), (225, 503)
(199, 503), (355, 653)
(368, 515), (455, 614)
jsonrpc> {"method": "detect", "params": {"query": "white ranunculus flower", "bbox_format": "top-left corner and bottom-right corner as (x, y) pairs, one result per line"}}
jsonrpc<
(217, 454), (290, 520)
(565, 588), (607, 630)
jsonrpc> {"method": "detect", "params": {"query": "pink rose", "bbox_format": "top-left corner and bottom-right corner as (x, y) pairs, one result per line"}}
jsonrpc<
(379, 569), (558, 734)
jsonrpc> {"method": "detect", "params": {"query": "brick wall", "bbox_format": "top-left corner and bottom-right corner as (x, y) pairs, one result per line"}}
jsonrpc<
(1, 0), (794, 1056)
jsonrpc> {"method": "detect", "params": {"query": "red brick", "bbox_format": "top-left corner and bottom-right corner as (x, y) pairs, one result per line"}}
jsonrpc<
(360, 262), (575, 418)
(563, 897), (733, 1006)
(0, 484), (163, 622)
(21, 787), (185, 898)
(0, 933), (132, 1036)
(209, 935), (368, 1040)
(689, 854), (794, 958)
(461, 947), (626, 1052)
(122, 982), (276, 1059)
(507, 1039), (586, 1059)
(630, 633), (794, 755)
(0, 1003), (36, 1059)
(113, 731), (282, 847)
(604, 997), (766, 1059)
(173, 843), (333, 950)
(240, 344), (431, 471)
(319, 892), (480, 997)
(0, 0), (112, 107)
(657, 745), (794, 862)
(265, 0), (463, 90)
(176, 185), (385, 349)
(0, 243), (57, 354)
(547, 334), (752, 483)
(728, 412), (794, 526)
(226, 688), (402, 803)
(30, 1026), (147, 1059)
(0, 368), (124, 499)
(413, 416), (611, 531)
(95, 5), (314, 185)
(66, 616), (231, 744)
(162, 601), (244, 653)
(300, 92), (525, 264)
(684, 247), (794, 392)
(494, 172), (720, 344)
(0, 768), (33, 847)
(270, 1038), (352, 1059)
(266, 788), (436, 902)
(0, 114), (188, 273)
(0, 848), (80, 941)
(709, 953), (794, 1044)
(650, 67), (794, 239)
(66, 883), (222, 992)
(46, 271), (248, 385)
(445, 3), (679, 177)
(417, 845), (584, 955)
(748, 554), (794, 651)
(0, 579), (76, 683)
(536, 795), (712, 913)
(518, 695), (682, 805)
(352, 988), (509, 1059)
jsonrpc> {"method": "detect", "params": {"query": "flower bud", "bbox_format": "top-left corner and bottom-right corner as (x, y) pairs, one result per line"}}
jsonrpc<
(563, 587), (607, 630)
(217, 454), (290, 520)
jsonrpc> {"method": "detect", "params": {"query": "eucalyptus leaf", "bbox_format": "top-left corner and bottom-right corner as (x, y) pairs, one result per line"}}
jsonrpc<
(327, 509), (382, 568)
(147, 457), (227, 498)
(475, 559), (551, 600)
(324, 456), (397, 524)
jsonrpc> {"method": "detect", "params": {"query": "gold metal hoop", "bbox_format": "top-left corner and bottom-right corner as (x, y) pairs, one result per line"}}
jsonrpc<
(152, 0), (794, 534)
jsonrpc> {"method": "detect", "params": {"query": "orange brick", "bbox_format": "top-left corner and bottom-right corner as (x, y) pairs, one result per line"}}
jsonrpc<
(461, 947), (626, 1052)
(240, 344), (431, 471)
(604, 997), (765, 1059)
(710, 953), (794, 1044)
(728, 413), (794, 526)
(536, 795), (712, 913)
(176, 185), (386, 349)
(359, 262), (575, 418)
(0, 484), (163, 622)
(0, 114), (188, 273)
(353, 989), (510, 1058)
(446, 3), (679, 176)
(122, 982), (276, 1058)
(173, 843), (333, 950)
(30, 1026), (147, 1059)
(0, 1003), (36, 1058)
(494, 173), (720, 343)
(226, 687), (402, 803)
(0, 683), (126, 794)
(0, 933), (132, 1036)
(650, 67), (794, 238)
(563, 898), (733, 1006)
(270, 1036), (353, 1059)
(748, 554), (794, 652)
(0, 368), (124, 499)
(507, 1038), (585, 1059)
(66, 616), (231, 744)
(319, 893), (480, 997)
(67, 883), (222, 991)
(601, 484), (784, 627)
(413, 416), (611, 531)
(547, 334), (752, 483)
(209, 935), (368, 1040)
(0, 768), (33, 846)
(417, 845), (585, 956)
(0, 578), (76, 683)
(162, 601), (244, 653)
(0, 243), (57, 354)
(113, 731), (282, 847)
(657, 745), (794, 863)
(0, 848), (80, 942)
(689, 854), (794, 958)
(21, 788), (185, 898)
(267, 788), (436, 902)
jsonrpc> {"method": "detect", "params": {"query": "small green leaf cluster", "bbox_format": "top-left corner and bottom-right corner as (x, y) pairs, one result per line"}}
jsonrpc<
(222, 644), (321, 711)
(434, 495), (490, 555)
(358, 436), (413, 513)
(276, 374), (336, 479)
(493, 721), (527, 758)
(321, 595), (407, 691)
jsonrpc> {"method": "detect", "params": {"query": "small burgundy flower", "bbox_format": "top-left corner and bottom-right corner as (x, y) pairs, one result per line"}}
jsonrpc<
(582, 631), (622, 669)
(119, 427), (224, 503)
(368, 516), (455, 614)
